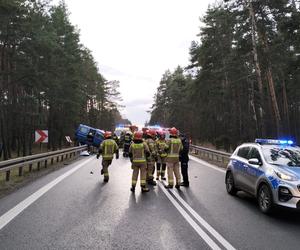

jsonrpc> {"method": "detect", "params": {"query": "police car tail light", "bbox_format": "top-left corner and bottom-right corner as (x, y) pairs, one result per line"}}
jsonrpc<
(275, 171), (298, 181)
(255, 138), (294, 145)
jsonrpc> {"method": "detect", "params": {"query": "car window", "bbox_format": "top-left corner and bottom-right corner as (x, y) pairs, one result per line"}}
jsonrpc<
(80, 127), (89, 134)
(248, 147), (262, 162)
(237, 146), (251, 159)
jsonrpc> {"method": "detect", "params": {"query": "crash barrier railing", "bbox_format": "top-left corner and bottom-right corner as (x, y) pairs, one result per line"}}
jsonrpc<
(0, 145), (87, 182)
(190, 144), (231, 166)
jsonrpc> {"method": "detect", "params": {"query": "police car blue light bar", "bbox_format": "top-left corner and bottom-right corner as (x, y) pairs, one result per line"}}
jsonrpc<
(255, 139), (294, 145)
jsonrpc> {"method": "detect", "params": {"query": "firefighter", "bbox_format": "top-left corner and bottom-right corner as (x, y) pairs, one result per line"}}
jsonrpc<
(165, 127), (183, 189)
(145, 129), (158, 185)
(155, 131), (168, 180)
(129, 131), (150, 193)
(112, 132), (120, 146)
(179, 133), (190, 187)
(97, 131), (119, 182)
(142, 127), (148, 140)
(123, 131), (132, 157)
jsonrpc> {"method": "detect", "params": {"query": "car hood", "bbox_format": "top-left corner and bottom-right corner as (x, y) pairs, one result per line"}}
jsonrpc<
(274, 165), (300, 177)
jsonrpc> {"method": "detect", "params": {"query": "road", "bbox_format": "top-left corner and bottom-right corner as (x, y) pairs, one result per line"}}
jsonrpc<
(0, 154), (300, 249)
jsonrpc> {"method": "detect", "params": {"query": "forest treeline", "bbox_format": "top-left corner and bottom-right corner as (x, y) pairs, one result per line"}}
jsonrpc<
(0, 0), (126, 159)
(150, 0), (300, 151)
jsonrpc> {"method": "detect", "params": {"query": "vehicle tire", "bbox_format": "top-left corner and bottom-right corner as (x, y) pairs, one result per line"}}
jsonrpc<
(225, 171), (238, 195)
(257, 184), (273, 214)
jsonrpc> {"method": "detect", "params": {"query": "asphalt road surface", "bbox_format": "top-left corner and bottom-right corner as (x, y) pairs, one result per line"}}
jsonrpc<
(0, 154), (300, 250)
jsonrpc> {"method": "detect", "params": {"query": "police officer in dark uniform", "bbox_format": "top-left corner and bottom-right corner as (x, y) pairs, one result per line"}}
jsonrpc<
(179, 133), (190, 187)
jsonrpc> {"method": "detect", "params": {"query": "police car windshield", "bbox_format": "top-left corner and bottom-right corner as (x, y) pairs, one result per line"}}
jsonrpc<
(262, 145), (300, 167)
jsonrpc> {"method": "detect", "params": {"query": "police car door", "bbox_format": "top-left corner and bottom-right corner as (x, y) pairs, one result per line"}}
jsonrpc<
(233, 146), (251, 189)
(242, 147), (263, 195)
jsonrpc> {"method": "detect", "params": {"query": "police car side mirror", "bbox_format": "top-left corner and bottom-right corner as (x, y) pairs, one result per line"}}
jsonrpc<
(248, 158), (261, 166)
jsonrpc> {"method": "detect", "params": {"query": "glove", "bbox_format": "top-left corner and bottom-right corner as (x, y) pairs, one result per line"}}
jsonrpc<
(96, 154), (100, 159)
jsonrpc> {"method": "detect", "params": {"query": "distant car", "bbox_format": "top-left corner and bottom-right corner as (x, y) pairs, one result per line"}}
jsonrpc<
(75, 124), (104, 147)
(225, 139), (300, 213)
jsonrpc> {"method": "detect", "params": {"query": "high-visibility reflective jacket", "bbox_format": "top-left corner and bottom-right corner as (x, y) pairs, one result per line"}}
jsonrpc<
(124, 133), (132, 143)
(129, 142), (150, 164)
(166, 137), (183, 162)
(156, 139), (168, 158)
(100, 139), (119, 160)
(145, 138), (157, 162)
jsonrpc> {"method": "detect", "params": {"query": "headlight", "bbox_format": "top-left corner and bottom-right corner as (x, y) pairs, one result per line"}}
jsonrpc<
(275, 171), (298, 181)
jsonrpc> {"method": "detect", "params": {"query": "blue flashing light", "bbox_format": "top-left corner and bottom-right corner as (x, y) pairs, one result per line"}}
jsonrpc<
(255, 138), (294, 145)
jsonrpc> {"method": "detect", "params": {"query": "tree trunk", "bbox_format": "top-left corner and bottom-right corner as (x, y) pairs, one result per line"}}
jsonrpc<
(248, 0), (265, 136)
(281, 76), (290, 135)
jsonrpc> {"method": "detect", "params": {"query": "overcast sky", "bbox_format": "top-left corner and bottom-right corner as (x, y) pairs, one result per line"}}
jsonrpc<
(61, 0), (212, 126)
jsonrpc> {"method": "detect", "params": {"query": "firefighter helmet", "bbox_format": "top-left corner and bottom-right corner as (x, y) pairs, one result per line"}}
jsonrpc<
(104, 131), (112, 139)
(158, 130), (166, 139)
(169, 127), (178, 136)
(147, 129), (156, 138)
(133, 131), (143, 140)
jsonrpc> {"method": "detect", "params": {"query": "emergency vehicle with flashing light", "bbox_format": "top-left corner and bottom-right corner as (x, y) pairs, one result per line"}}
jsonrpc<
(225, 139), (300, 213)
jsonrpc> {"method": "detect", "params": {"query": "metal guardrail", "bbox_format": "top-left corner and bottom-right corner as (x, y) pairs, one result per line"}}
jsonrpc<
(190, 144), (231, 165)
(0, 145), (87, 181)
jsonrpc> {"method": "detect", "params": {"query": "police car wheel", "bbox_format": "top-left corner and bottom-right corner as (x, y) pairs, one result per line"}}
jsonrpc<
(258, 184), (273, 214)
(225, 171), (237, 195)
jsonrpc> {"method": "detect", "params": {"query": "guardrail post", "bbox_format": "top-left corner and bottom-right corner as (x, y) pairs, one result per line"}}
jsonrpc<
(18, 166), (23, 176)
(61, 155), (64, 162)
(44, 160), (47, 168)
(6, 170), (10, 181)
(57, 156), (59, 162)
(37, 162), (40, 171)
(29, 164), (32, 172)
(51, 158), (54, 165)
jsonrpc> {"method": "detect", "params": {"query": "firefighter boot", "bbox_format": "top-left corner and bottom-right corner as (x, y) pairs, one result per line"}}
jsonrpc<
(175, 184), (180, 189)
(141, 185), (149, 193)
(130, 186), (135, 192)
(147, 179), (157, 186)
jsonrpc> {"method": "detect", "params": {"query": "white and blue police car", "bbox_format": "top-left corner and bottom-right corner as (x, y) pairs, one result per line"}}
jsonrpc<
(225, 139), (300, 213)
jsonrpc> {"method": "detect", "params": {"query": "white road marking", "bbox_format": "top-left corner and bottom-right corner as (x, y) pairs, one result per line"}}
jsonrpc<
(189, 155), (226, 173)
(170, 189), (236, 250)
(157, 181), (222, 250)
(0, 157), (94, 231)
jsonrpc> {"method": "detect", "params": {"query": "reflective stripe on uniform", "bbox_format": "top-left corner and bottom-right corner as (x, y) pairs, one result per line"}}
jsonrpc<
(132, 143), (146, 163)
(168, 138), (181, 158)
(102, 139), (116, 159)
(157, 140), (168, 157)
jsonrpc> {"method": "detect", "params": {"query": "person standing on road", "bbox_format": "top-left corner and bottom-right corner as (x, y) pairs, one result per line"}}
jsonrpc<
(129, 131), (151, 193)
(165, 127), (183, 189)
(155, 131), (168, 180)
(97, 131), (119, 182)
(112, 132), (120, 147)
(179, 133), (190, 187)
(123, 131), (132, 157)
(145, 129), (158, 186)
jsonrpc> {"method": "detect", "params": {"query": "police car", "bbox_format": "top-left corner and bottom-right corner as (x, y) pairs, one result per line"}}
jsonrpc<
(225, 139), (300, 213)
